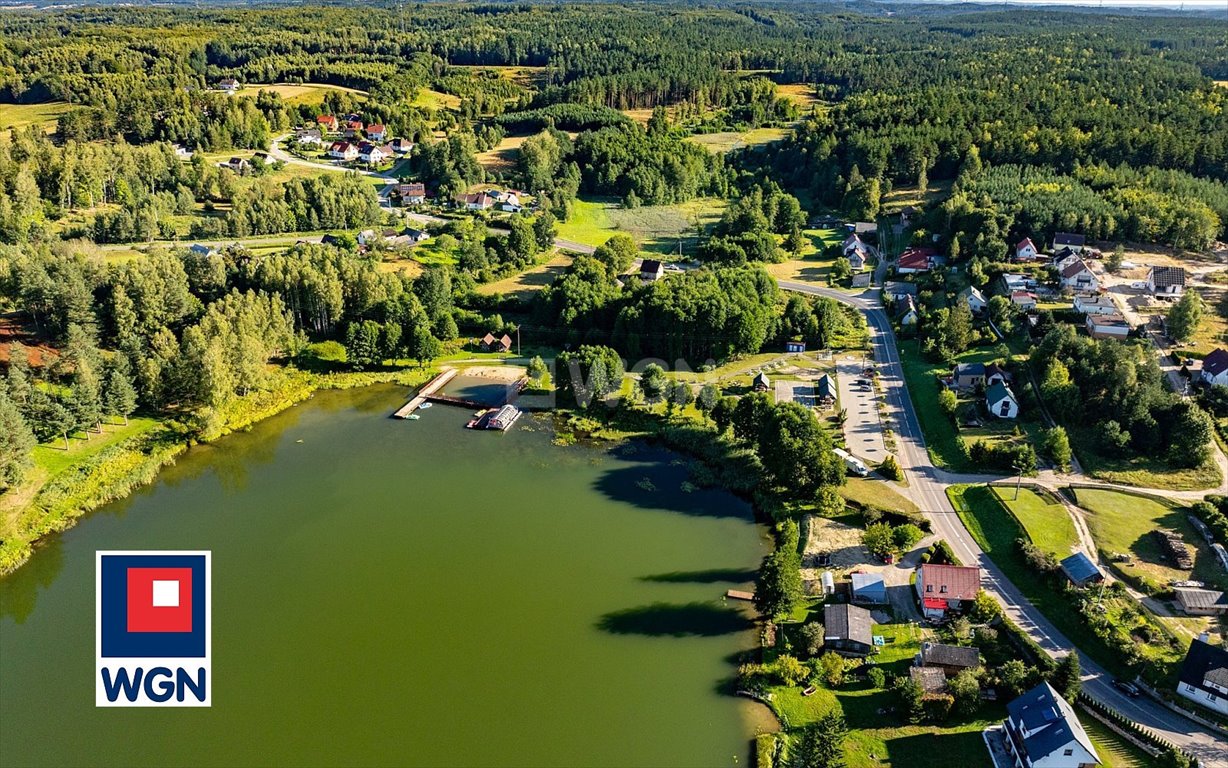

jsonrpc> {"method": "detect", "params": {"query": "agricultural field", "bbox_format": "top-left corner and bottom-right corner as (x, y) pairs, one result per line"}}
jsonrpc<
(1071, 488), (1228, 592)
(686, 126), (792, 154)
(477, 252), (574, 299)
(553, 197), (727, 256)
(246, 82), (368, 105)
(476, 134), (530, 172)
(0, 101), (74, 133)
(775, 83), (823, 109)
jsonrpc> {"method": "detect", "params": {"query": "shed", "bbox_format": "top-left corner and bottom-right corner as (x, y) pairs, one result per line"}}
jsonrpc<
(785, 340), (806, 353)
(1175, 588), (1228, 616)
(910, 666), (949, 695)
(823, 603), (873, 657)
(918, 642), (981, 674)
(821, 571), (835, 596)
(752, 372), (771, 392)
(815, 374), (837, 405)
(850, 572), (887, 604)
(1059, 552), (1104, 587)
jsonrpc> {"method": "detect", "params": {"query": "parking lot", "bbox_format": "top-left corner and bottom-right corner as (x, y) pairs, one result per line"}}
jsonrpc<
(837, 355), (886, 465)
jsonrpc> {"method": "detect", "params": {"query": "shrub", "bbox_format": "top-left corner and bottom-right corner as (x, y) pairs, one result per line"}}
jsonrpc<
(867, 667), (887, 689)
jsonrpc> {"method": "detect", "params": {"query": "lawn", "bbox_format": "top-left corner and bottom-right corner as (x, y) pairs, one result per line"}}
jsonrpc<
(880, 180), (954, 215)
(411, 88), (461, 111)
(553, 197), (727, 256)
(0, 101), (75, 133)
(245, 82), (368, 105)
(1071, 487), (1228, 592)
(686, 126), (793, 154)
(32, 417), (161, 478)
(477, 252), (574, 299)
(762, 228), (845, 284)
(948, 484), (1185, 682)
(897, 344), (1001, 472)
(988, 486), (1078, 557)
(1081, 715), (1155, 768)
(841, 477), (920, 517)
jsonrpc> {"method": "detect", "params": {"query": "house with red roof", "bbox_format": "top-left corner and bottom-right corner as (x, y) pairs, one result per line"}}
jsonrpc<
(1015, 237), (1039, 261)
(366, 123), (388, 141)
(896, 247), (936, 274)
(915, 564), (981, 620)
(328, 141), (358, 161)
(316, 115), (339, 133)
(344, 120), (365, 138)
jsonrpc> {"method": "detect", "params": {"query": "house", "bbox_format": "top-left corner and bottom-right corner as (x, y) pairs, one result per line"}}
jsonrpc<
(226, 157), (249, 171)
(217, 77), (240, 93)
(896, 247), (935, 274)
(171, 143), (193, 159)
(846, 247), (867, 272)
(1085, 313), (1130, 341)
(884, 281), (918, 302)
(852, 221), (877, 237)
(1059, 259), (1099, 293)
(295, 129), (323, 146)
(1053, 232), (1086, 254)
(850, 571), (887, 604)
(785, 340), (806, 354)
(986, 382), (1019, 419)
(188, 243), (219, 259)
(492, 190), (523, 213)
(815, 374), (837, 405)
(1002, 682), (1101, 768)
(822, 603), (874, 657)
(1073, 295), (1117, 316)
(397, 183), (427, 205)
(358, 142), (387, 164)
(998, 273), (1031, 294)
(344, 120), (365, 137)
(918, 642), (981, 675)
(366, 123), (387, 141)
(404, 228), (431, 244)
(959, 286), (988, 315)
(454, 192), (495, 211)
(915, 564), (981, 620)
(253, 152), (274, 165)
(1147, 266), (1186, 296)
(1201, 349), (1228, 387)
(357, 229), (388, 246)
(752, 372), (771, 392)
(316, 115), (339, 133)
(910, 666), (949, 696)
(640, 259), (665, 283)
(479, 333), (512, 353)
(1177, 639), (1228, 716)
(843, 234), (873, 258)
(952, 362), (986, 391)
(1053, 248), (1081, 272)
(328, 141), (358, 161)
(899, 205), (918, 227)
(896, 295), (919, 326)
(1015, 237), (1040, 261)
(984, 362), (1011, 387)
(390, 137), (415, 154)
(1059, 552), (1104, 588)
(1010, 291), (1037, 311)
(1175, 588), (1228, 616)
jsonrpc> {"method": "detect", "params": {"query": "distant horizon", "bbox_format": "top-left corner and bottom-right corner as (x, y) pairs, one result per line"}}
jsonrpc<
(899, 0), (1227, 8)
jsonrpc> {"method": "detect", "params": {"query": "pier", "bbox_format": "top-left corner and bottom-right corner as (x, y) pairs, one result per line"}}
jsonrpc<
(393, 368), (459, 418)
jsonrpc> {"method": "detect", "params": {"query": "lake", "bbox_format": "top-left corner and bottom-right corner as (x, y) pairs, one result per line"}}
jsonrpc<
(0, 385), (772, 767)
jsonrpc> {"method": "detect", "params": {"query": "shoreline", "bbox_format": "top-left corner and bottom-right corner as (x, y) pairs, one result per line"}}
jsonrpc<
(0, 365), (436, 576)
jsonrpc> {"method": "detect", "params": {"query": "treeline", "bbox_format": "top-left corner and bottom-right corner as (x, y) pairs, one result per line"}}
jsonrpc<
(1033, 325), (1213, 468)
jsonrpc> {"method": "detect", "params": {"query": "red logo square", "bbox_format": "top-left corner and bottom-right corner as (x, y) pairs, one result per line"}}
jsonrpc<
(127, 567), (193, 633)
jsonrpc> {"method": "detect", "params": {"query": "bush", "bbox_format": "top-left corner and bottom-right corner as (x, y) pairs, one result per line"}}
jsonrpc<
(867, 667), (886, 689)
(877, 454), (903, 480)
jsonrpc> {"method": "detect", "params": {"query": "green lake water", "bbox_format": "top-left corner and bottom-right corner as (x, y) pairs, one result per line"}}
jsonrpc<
(0, 385), (772, 767)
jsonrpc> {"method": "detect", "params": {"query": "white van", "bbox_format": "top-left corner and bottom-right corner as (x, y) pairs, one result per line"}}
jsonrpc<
(833, 447), (870, 477)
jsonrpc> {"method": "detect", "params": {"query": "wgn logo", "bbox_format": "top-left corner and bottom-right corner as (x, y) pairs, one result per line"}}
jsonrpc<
(96, 551), (211, 707)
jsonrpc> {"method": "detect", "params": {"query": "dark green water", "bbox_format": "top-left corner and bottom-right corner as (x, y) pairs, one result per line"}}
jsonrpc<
(0, 385), (772, 767)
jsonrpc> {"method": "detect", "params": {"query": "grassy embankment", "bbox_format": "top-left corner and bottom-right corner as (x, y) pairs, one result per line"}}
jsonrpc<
(0, 362), (437, 575)
(947, 484), (1185, 683)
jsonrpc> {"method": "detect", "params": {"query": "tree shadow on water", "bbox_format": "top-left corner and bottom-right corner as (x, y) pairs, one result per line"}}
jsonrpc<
(596, 602), (751, 637)
(592, 465), (753, 519)
(639, 568), (758, 584)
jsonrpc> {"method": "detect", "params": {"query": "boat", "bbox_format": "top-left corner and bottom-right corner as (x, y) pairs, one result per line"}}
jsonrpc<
(465, 409), (489, 429)
(419, 402), (433, 409)
(802, 686), (818, 697)
(406, 414), (420, 420)
(485, 404), (522, 431)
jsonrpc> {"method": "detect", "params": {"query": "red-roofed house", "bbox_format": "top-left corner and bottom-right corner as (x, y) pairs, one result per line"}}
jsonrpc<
(397, 183), (427, 205)
(344, 120), (365, 138)
(1015, 238), (1039, 261)
(897, 247), (936, 274)
(915, 564), (981, 620)
(366, 123), (388, 141)
(328, 141), (358, 161)
(1202, 349), (1228, 388)
(316, 115), (339, 133)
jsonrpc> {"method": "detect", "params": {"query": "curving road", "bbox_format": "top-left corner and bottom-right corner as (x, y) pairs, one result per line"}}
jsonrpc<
(777, 280), (1228, 766)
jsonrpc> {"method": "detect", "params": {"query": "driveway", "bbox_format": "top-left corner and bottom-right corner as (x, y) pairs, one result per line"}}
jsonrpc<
(836, 354), (886, 465)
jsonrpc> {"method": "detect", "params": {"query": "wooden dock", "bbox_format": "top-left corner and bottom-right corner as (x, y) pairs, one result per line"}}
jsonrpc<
(725, 590), (755, 601)
(393, 369), (459, 418)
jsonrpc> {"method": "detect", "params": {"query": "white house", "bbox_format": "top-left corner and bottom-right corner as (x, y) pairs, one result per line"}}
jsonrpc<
(847, 247), (867, 272)
(1073, 295), (1117, 316)
(959, 286), (987, 314)
(1015, 237), (1039, 262)
(217, 78), (240, 93)
(328, 141), (358, 161)
(1059, 259), (1099, 293)
(397, 183), (427, 205)
(295, 129), (323, 146)
(640, 259), (665, 283)
(1147, 266), (1186, 296)
(986, 382), (1019, 419)
(998, 273), (1032, 294)
(896, 295), (918, 327)
(498, 192), (523, 213)
(188, 243), (218, 258)
(366, 123), (388, 142)
(1201, 349), (1228, 388)
(171, 143), (194, 159)
(358, 142), (387, 164)
(1086, 314), (1130, 341)
(1010, 291), (1037, 311)
(1002, 682), (1101, 768)
(1177, 639), (1228, 716)
(896, 247), (935, 274)
(1053, 232), (1086, 254)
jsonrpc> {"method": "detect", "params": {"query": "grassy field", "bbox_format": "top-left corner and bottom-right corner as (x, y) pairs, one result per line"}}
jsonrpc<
(476, 133), (530, 171)
(0, 101), (74, 133)
(1069, 427), (1222, 491)
(477, 252), (574, 299)
(1081, 716), (1155, 768)
(412, 88), (462, 111)
(686, 126), (793, 154)
(554, 197), (727, 256)
(881, 180), (955, 214)
(245, 82), (368, 105)
(1071, 487), (1228, 592)
(762, 228), (845, 283)
(841, 477), (920, 516)
(776, 83), (823, 109)
(897, 345), (1003, 472)
(989, 486), (1078, 556)
(949, 484), (1184, 682)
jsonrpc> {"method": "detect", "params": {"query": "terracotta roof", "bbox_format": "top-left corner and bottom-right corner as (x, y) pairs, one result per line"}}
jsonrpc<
(367, 123), (386, 133)
(1017, 237), (1036, 250)
(898, 247), (935, 271)
(918, 564), (980, 601)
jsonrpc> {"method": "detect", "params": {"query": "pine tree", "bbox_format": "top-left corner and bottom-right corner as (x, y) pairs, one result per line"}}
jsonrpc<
(788, 712), (848, 768)
(1050, 653), (1081, 702)
(70, 360), (103, 437)
(103, 363), (138, 426)
(0, 391), (35, 489)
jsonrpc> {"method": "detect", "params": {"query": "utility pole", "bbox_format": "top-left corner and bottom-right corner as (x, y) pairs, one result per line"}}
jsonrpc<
(516, 325), (521, 357)
(1014, 461), (1024, 500)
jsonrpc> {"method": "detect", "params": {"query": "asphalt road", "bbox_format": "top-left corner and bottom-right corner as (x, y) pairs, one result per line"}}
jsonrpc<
(777, 280), (1228, 766)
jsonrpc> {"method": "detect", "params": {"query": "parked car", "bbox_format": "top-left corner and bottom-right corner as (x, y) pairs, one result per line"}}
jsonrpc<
(1113, 679), (1141, 698)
